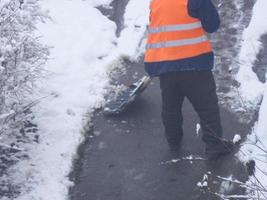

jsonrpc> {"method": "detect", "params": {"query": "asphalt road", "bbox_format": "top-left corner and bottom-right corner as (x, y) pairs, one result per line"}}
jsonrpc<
(70, 0), (257, 199)
(70, 60), (251, 200)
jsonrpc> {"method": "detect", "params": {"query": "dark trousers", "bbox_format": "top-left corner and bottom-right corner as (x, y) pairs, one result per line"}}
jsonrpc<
(159, 70), (223, 147)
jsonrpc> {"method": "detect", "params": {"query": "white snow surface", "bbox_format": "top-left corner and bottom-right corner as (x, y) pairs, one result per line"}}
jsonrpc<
(237, 0), (267, 199)
(233, 134), (241, 144)
(236, 0), (267, 105)
(240, 82), (267, 199)
(196, 123), (201, 136)
(7, 0), (150, 200)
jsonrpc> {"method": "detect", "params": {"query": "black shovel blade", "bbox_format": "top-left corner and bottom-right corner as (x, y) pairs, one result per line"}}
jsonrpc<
(103, 76), (151, 115)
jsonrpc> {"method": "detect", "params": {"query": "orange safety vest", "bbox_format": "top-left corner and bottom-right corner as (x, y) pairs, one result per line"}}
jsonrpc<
(144, 0), (212, 63)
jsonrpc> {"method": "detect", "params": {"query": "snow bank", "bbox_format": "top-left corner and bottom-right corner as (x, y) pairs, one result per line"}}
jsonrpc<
(8, 1), (116, 199)
(117, 0), (150, 59)
(237, 0), (267, 199)
(239, 82), (267, 199)
(6, 0), (150, 199)
(256, 81), (267, 141)
(236, 0), (267, 104)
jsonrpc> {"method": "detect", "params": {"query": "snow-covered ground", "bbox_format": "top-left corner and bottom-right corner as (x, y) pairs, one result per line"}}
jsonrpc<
(4, 0), (149, 199)
(236, 0), (267, 105)
(236, 0), (267, 199)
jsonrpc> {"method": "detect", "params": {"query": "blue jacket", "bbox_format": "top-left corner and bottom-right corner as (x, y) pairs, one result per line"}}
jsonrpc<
(144, 0), (220, 77)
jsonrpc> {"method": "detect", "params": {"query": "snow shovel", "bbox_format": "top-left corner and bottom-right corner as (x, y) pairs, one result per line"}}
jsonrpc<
(103, 76), (152, 115)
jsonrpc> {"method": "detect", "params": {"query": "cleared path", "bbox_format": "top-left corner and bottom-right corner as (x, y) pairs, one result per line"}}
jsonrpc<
(70, 60), (251, 200)
(70, 0), (256, 199)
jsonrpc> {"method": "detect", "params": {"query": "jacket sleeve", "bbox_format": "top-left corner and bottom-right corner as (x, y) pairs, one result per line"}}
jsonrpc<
(187, 0), (220, 33)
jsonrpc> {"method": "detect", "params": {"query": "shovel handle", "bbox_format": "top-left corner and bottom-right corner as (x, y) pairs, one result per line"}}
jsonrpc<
(139, 76), (152, 92)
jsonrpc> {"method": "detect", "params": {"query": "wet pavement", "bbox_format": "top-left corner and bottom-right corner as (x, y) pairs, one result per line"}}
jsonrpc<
(70, 60), (251, 200)
(70, 0), (258, 199)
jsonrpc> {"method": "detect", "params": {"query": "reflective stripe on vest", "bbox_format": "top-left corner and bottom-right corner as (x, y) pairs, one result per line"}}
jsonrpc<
(147, 21), (202, 34)
(144, 0), (212, 63)
(146, 35), (208, 50)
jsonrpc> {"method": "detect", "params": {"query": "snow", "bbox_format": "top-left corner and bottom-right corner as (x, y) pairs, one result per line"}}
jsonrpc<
(6, 0), (150, 199)
(8, 1), (116, 199)
(5, 0), (267, 198)
(219, 175), (235, 195)
(239, 81), (267, 199)
(161, 155), (205, 165)
(196, 123), (201, 136)
(0, 110), (15, 120)
(255, 83), (267, 142)
(117, 0), (149, 59)
(236, 0), (267, 105)
(197, 174), (208, 188)
(233, 134), (241, 144)
(236, 0), (267, 199)
(197, 182), (204, 187)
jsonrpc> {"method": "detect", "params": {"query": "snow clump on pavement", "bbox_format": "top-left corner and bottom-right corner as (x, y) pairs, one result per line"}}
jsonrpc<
(233, 134), (241, 144)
